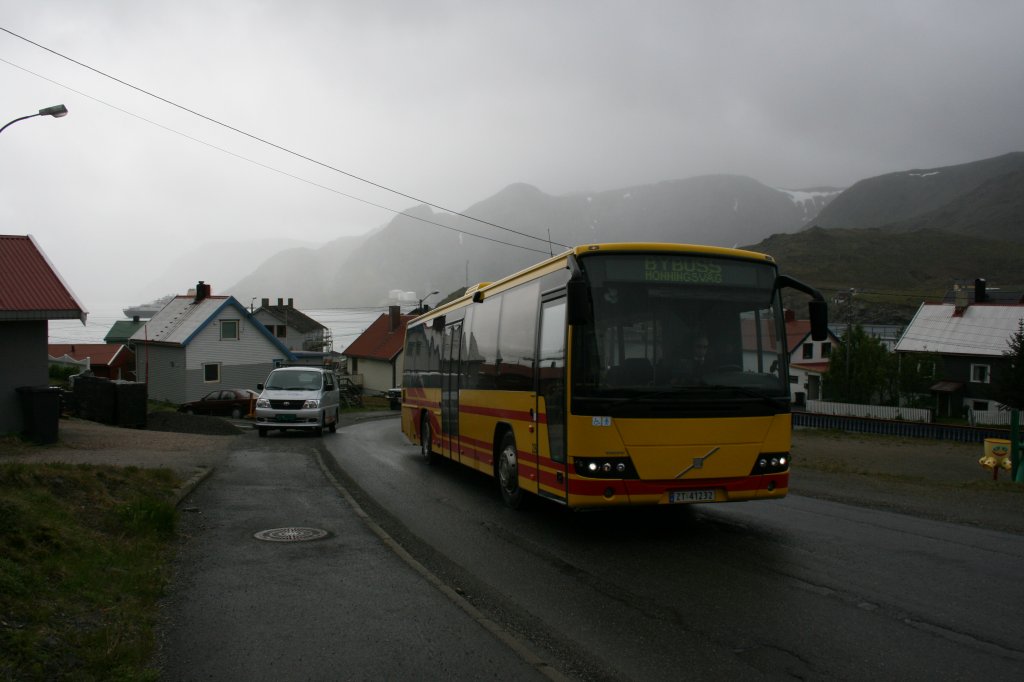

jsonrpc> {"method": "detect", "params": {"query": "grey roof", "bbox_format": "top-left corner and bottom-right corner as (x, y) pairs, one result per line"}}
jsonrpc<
(130, 296), (229, 345)
(895, 303), (1024, 357)
(258, 305), (325, 334)
(129, 295), (293, 358)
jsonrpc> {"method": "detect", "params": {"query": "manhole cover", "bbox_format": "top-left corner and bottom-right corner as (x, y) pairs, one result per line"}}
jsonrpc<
(253, 527), (330, 543)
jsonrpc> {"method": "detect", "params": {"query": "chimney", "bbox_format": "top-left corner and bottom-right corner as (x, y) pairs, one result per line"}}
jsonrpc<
(288, 298), (294, 308)
(261, 298), (269, 308)
(953, 282), (968, 315)
(975, 278), (987, 304)
(277, 298), (284, 306)
(389, 305), (401, 331)
(195, 281), (211, 302)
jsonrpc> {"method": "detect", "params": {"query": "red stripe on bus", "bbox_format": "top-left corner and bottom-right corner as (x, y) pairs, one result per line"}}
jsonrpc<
(567, 473), (788, 496)
(459, 404), (532, 422)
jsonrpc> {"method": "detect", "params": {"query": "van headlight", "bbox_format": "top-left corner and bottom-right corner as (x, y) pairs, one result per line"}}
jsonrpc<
(303, 399), (320, 409)
(256, 398), (270, 408)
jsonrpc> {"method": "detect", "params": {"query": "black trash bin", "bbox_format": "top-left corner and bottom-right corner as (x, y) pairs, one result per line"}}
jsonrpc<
(17, 386), (61, 444)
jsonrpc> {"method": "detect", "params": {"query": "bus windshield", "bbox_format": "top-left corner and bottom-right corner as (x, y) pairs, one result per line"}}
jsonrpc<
(571, 252), (789, 416)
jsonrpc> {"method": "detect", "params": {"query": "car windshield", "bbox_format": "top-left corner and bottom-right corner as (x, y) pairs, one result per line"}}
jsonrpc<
(571, 252), (789, 417)
(265, 369), (322, 391)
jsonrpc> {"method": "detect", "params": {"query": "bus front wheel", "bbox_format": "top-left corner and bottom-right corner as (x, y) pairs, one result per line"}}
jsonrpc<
(497, 432), (524, 509)
(420, 414), (435, 463)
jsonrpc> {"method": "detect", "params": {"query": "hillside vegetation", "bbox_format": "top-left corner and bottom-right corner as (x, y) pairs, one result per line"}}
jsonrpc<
(748, 227), (1024, 321)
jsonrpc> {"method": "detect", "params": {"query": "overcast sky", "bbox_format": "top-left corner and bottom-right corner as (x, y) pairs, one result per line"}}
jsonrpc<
(2, 0), (1023, 308)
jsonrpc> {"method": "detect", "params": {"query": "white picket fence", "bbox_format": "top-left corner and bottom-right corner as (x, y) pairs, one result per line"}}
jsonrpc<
(804, 400), (932, 423)
(969, 409), (1012, 426)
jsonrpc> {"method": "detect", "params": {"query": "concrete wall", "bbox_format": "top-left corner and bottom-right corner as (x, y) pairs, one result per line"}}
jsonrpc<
(359, 354), (406, 393)
(136, 345), (187, 404)
(0, 321), (49, 435)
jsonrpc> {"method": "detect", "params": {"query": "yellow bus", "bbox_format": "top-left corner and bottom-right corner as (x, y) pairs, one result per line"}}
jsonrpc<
(400, 242), (827, 509)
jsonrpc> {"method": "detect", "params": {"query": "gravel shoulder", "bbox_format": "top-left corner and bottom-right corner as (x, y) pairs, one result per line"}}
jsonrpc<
(791, 429), (1024, 535)
(0, 414), (243, 484)
(2, 416), (1021, 534)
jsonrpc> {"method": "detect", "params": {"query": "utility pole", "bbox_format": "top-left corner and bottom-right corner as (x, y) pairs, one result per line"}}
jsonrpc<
(844, 288), (855, 398)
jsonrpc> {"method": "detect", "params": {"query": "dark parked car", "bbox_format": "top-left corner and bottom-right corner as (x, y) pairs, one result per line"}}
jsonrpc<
(178, 389), (258, 419)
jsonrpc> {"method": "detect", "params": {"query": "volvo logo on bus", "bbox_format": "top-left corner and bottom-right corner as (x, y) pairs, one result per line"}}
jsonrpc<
(676, 447), (720, 479)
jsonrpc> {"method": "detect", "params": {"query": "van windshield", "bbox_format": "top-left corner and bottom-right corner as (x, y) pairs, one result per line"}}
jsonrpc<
(265, 369), (322, 391)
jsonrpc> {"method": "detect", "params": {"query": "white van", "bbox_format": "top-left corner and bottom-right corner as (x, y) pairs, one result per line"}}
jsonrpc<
(254, 367), (340, 437)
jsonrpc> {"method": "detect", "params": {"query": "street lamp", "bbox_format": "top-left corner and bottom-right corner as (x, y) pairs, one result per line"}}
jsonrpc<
(0, 104), (69, 135)
(418, 290), (439, 313)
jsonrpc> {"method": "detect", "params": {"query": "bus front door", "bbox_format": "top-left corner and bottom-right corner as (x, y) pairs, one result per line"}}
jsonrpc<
(536, 296), (568, 502)
(441, 321), (463, 461)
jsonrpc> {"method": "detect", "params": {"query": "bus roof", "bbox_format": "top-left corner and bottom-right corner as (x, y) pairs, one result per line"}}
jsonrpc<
(409, 242), (777, 326)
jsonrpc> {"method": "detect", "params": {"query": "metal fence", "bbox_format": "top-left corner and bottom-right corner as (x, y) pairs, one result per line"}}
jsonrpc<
(793, 411), (1010, 443)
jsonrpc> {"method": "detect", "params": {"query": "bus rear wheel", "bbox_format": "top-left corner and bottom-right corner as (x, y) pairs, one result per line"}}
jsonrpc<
(497, 432), (524, 509)
(420, 414), (435, 463)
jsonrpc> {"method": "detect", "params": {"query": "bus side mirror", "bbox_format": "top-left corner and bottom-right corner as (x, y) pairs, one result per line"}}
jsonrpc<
(566, 279), (589, 326)
(809, 299), (828, 341)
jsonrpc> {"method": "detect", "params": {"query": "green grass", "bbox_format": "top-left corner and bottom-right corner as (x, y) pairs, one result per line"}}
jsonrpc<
(146, 400), (180, 414)
(0, 462), (180, 681)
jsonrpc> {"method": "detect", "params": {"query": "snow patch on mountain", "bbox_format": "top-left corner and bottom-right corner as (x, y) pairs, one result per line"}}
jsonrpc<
(776, 187), (844, 222)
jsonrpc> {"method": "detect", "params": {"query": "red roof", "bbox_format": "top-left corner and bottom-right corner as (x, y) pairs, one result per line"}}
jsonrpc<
(48, 343), (127, 367)
(786, 319), (814, 352)
(343, 311), (415, 361)
(0, 235), (86, 322)
(790, 361), (830, 374)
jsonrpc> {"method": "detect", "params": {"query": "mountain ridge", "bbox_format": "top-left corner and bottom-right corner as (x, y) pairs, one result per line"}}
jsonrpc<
(216, 150), (1023, 322)
(227, 174), (840, 307)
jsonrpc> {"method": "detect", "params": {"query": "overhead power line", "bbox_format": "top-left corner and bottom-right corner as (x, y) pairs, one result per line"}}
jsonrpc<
(0, 26), (569, 252)
(0, 57), (552, 256)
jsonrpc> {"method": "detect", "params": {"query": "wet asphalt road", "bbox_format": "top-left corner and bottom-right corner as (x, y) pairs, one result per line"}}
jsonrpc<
(157, 416), (1024, 680)
(155, 422), (549, 681)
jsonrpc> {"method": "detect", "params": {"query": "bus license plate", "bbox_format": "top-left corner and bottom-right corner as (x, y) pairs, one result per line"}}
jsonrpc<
(669, 489), (716, 503)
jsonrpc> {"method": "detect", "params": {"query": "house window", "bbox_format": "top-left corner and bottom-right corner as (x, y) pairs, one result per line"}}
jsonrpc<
(972, 401), (989, 411)
(789, 375), (798, 384)
(275, 325), (287, 338)
(203, 363), (221, 383)
(221, 319), (239, 340)
(822, 342), (832, 357)
(970, 364), (991, 384)
(802, 343), (813, 359)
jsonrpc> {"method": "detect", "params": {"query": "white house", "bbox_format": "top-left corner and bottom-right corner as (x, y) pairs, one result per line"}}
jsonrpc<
(131, 282), (296, 404)
(785, 311), (841, 405)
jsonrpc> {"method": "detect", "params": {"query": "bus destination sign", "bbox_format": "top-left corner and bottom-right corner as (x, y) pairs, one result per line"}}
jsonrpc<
(643, 257), (723, 284)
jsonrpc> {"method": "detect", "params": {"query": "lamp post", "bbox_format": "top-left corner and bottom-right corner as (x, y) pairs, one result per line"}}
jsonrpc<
(418, 290), (439, 314)
(0, 104), (69, 135)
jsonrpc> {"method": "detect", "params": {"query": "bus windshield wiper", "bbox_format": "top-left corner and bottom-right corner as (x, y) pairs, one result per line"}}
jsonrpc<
(576, 384), (783, 408)
(700, 384), (786, 407)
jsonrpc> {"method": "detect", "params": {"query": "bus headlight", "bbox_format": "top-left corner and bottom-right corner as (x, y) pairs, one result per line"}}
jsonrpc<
(751, 452), (790, 475)
(574, 457), (639, 479)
